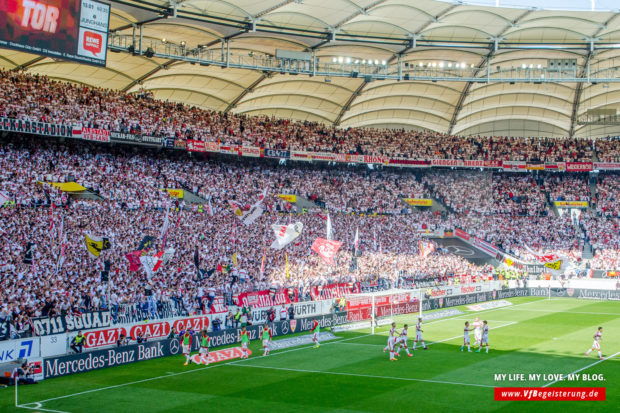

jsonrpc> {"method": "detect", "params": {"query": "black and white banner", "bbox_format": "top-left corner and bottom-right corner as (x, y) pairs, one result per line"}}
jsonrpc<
(0, 117), (73, 138)
(33, 311), (112, 336)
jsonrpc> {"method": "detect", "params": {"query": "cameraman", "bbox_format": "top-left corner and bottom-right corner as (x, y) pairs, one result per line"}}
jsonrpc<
(70, 331), (85, 353)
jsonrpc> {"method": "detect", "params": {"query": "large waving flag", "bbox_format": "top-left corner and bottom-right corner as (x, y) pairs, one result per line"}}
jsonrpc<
(270, 222), (303, 250)
(140, 248), (175, 278)
(84, 234), (111, 259)
(311, 238), (343, 266)
(229, 188), (268, 226)
(418, 240), (435, 258)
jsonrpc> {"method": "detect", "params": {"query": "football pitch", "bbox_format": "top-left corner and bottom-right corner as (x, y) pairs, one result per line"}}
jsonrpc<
(6, 296), (620, 412)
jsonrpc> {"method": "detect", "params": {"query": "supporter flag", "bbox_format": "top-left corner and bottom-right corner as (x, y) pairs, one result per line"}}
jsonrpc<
(353, 227), (359, 256)
(194, 247), (200, 271)
(207, 198), (214, 217)
(270, 222), (303, 250)
(229, 188), (267, 226)
(285, 253), (290, 278)
(140, 248), (175, 278)
(260, 248), (266, 275)
(125, 250), (142, 272)
(137, 236), (156, 253)
(232, 252), (238, 267)
(311, 238), (343, 266)
(326, 212), (333, 240)
(228, 200), (245, 218)
(504, 257), (514, 267)
(0, 191), (9, 206)
(418, 240), (435, 258)
(84, 234), (111, 259)
(23, 242), (35, 264)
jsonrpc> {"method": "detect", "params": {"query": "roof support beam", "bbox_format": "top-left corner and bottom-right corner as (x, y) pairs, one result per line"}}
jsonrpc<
(12, 56), (46, 71)
(255, 0), (296, 19)
(568, 13), (616, 137)
(334, 0), (389, 29)
(225, 73), (269, 113)
(447, 9), (532, 134)
(334, 80), (366, 126)
(122, 58), (177, 92)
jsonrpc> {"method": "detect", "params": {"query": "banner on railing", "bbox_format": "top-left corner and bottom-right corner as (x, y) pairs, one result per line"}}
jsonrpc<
(403, 198), (432, 207)
(81, 128), (110, 143)
(0, 117), (73, 138)
(33, 311), (112, 336)
(554, 201), (588, 208)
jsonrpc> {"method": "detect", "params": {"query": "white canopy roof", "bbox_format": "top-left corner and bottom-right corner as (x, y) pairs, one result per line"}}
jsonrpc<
(2, 0), (620, 137)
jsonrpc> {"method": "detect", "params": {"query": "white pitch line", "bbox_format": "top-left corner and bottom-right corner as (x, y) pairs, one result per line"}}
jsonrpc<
(542, 351), (620, 388)
(22, 333), (370, 410)
(229, 364), (494, 389)
(17, 402), (69, 413)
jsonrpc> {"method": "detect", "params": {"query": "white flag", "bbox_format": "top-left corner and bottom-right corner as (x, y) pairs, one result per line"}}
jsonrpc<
(354, 227), (359, 255)
(140, 248), (175, 278)
(270, 222), (303, 250)
(0, 191), (9, 205)
(326, 212), (333, 240)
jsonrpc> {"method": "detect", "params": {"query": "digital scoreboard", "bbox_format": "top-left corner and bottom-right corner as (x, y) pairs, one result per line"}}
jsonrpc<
(0, 0), (110, 67)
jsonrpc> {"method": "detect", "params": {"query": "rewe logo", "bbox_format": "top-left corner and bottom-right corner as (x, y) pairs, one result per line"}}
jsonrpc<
(190, 347), (252, 364)
(83, 31), (103, 55)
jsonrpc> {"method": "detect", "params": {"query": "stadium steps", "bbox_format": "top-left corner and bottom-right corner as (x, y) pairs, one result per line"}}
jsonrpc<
(582, 241), (594, 260)
(589, 177), (598, 212)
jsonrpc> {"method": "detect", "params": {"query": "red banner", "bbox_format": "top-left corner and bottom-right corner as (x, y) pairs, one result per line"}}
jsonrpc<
(565, 162), (593, 172)
(455, 228), (470, 241)
(310, 282), (360, 300)
(81, 127), (110, 143)
(236, 289), (295, 308)
(311, 238), (343, 265)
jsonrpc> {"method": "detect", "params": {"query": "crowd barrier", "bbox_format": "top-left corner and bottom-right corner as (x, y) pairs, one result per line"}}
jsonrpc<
(2, 117), (619, 171)
(6, 283), (620, 380)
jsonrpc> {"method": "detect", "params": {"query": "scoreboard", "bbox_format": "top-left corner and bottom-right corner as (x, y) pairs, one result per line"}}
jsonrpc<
(0, 0), (110, 67)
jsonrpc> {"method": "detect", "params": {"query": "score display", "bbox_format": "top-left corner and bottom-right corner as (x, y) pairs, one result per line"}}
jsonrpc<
(0, 0), (110, 67)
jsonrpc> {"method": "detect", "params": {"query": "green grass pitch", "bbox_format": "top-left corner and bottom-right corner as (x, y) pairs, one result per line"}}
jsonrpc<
(4, 296), (619, 412)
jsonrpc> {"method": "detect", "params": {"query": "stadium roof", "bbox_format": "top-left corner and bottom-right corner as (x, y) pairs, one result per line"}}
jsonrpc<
(3, 0), (620, 138)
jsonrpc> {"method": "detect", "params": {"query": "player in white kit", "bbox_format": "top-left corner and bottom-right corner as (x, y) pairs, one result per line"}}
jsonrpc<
(395, 324), (412, 357)
(383, 322), (399, 361)
(472, 317), (482, 349)
(476, 320), (489, 353)
(585, 327), (603, 360)
(461, 321), (471, 352)
(413, 317), (427, 350)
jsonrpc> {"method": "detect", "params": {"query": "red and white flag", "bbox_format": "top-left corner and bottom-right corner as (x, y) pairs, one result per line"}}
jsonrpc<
(418, 240), (435, 258)
(311, 238), (342, 266)
(270, 222), (303, 250)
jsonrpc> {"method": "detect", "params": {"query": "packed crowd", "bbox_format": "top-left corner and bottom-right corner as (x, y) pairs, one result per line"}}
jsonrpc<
(425, 172), (549, 216)
(0, 70), (608, 162)
(0, 132), (618, 335)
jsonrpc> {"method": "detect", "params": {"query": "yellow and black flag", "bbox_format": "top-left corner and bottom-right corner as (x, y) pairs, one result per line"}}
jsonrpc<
(85, 233), (111, 259)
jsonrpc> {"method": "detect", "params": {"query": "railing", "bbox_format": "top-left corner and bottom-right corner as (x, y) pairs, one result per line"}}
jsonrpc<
(108, 34), (620, 84)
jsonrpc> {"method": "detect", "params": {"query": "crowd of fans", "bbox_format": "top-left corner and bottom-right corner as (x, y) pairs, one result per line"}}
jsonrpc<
(0, 71), (619, 338)
(0, 70), (612, 161)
